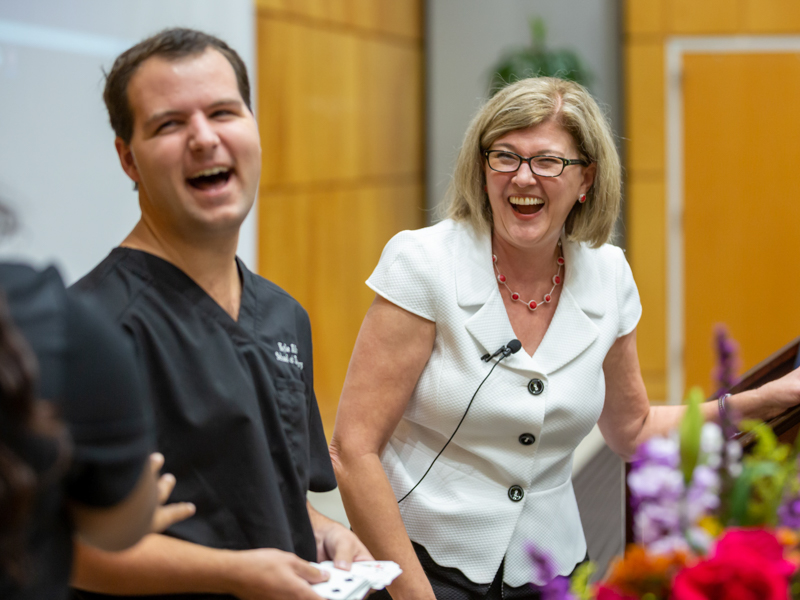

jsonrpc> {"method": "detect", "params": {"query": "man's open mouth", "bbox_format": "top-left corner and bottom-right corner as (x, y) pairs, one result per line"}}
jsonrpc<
(509, 196), (544, 215)
(187, 166), (232, 190)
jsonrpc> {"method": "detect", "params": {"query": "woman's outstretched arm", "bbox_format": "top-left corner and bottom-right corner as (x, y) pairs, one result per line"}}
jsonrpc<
(599, 329), (800, 460)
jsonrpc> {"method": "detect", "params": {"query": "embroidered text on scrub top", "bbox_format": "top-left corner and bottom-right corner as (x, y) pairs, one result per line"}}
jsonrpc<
(276, 342), (304, 370)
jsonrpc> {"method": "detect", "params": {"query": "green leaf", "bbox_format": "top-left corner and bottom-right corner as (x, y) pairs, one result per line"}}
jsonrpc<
(530, 17), (547, 50)
(729, 460), (782, 525)
(569, 561), (596, 600)
(680, 387), (705, 485)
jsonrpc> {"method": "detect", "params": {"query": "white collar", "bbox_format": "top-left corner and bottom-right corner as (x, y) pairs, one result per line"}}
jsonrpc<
(453, 222), (604, 374)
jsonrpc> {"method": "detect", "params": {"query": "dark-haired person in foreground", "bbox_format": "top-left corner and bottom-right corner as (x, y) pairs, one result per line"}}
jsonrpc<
(0, 203), (193, 598)
(70, 28), (369, 600)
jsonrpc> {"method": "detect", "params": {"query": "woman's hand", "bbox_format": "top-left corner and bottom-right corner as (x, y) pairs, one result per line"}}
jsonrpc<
(308, 503), (372, 570)
(751, 366), (800, 420)
(721, 366), (800, 425)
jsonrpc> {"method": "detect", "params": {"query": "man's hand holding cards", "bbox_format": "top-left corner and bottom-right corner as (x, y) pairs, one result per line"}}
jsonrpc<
(311, 561), (402, 600)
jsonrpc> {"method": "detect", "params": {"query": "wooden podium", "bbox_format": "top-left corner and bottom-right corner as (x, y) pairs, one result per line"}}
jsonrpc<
(624, 335), (800, 545)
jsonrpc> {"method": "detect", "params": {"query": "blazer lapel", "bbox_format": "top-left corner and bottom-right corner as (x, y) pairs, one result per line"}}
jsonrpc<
(464, 289), (518, 362)
(454, 222), (495, 307)
(454, 224), (520, 362)
(454, 226), (606, 375)
(532, 240), (604, 374)
(531, 286), (599, 374)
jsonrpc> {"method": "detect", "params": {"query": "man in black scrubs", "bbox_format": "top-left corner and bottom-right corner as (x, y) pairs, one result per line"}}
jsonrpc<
(71, 29), (370, 599)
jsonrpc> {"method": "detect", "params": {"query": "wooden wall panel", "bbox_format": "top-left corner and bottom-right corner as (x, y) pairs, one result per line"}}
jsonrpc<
(625, 0), (664, 35)
(256, 3), (424, 434)
(625, 0), (800, 401)
(258, 20), (422, 187)
(666, 0), (739, 33)
(255, 0), (421, 39)
(627, 176), (666, 401)
(743, 0), (800, 32)
(624, 42), (664, 174)
(259, 184), (423, 428)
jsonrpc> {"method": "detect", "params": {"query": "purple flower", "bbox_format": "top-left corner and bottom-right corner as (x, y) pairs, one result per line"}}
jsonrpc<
(536, 576), (573, 600)
(628, 464), (684, 509)
(631, 437), (680, 470)
(713, 324), (741, 397)
(686, 465), (721, 518)
(526, 542), (556, 582)
(726, 441), (743, 477)
(778, 496), (800, 529)
(628, 436), (688, 551)
(634, 501), (681, 545)
(648, 533), (690, 556)
(526, 544), (576, 600)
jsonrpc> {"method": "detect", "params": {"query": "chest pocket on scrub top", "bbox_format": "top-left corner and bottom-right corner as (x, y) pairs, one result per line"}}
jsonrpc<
(274, 376), (309, 469)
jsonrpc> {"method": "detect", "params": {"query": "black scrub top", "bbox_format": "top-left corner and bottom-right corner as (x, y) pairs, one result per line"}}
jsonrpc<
(0, 264), (152, 600)
(72, 249), (336, 575)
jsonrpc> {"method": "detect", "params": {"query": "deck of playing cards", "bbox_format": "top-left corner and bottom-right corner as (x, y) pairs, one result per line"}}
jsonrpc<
(311, 560), (402, 599)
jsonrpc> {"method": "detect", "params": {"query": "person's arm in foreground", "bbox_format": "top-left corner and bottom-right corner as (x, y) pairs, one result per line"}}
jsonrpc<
(71, 533), (329, 600)
(599, 328), (800, 460)
(71, 473), (373, 598)
(330, 295), (437, 600)
(72, 460), (333, 599)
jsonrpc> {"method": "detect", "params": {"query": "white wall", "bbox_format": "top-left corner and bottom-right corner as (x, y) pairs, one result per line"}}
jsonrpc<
(426, 0), (623, 230)
(0, 0), (255, 284)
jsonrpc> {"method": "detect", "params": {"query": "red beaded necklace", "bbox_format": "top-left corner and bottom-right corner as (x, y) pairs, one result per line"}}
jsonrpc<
(492, 243), (564, 311)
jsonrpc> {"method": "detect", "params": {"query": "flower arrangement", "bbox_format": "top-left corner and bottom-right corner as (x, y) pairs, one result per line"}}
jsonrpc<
(527, 386), (800, 600)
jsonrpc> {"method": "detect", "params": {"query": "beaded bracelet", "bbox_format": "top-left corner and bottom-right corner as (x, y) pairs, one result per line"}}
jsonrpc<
(718, 393), (732, 422)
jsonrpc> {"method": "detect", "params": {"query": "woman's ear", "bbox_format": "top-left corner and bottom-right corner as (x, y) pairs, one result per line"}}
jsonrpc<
(580, 162), (597, 195)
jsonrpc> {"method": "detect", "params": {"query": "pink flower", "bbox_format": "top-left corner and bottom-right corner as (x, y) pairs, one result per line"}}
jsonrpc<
(672, 529), (793, 600)
(594, 585), (637, 600)
(715, 529), (795, 579)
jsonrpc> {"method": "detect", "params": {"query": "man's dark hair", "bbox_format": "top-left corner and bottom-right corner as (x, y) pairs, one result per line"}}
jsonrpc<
(103, 28), (252, 144)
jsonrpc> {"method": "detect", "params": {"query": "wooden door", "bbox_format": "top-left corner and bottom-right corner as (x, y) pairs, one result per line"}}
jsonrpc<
(682, 52), (800, 395)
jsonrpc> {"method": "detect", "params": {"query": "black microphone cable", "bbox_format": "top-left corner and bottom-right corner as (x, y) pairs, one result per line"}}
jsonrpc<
(397, 339), (522, 504)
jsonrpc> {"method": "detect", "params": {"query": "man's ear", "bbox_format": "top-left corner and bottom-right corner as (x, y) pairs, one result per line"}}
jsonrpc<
(115, 137), (140, 185)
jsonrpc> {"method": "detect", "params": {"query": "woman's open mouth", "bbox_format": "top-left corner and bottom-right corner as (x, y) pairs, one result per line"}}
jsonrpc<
(187, 166), (233, 191)
(509, 196), (544, 215)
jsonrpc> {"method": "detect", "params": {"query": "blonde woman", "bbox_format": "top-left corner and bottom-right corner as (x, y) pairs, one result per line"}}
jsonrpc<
(331, 77), (800, 600)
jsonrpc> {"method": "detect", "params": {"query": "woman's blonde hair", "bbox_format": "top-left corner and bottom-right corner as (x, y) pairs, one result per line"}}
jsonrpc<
(443, 77), (620, 248)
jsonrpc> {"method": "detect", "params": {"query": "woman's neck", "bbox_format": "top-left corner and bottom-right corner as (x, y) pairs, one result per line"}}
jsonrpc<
(491, 233), (562, 284)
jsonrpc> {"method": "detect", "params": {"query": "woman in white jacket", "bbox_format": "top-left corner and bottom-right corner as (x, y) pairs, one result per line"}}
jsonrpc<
(330, 77), (800, 600)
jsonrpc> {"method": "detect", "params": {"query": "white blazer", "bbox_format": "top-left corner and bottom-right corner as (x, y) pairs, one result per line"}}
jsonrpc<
(366, 219), (641, 586)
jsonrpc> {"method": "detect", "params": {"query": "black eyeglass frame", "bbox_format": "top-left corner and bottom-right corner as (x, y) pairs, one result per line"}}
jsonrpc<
(483, 150), (590, 177)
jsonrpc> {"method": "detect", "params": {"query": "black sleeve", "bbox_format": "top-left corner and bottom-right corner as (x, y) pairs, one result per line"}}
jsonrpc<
(62, 292), (154, 507)
(298, 306), (337, 493)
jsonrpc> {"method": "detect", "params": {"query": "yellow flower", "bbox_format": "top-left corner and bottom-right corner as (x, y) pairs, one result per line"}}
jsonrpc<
(697, 516), (723, 538)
